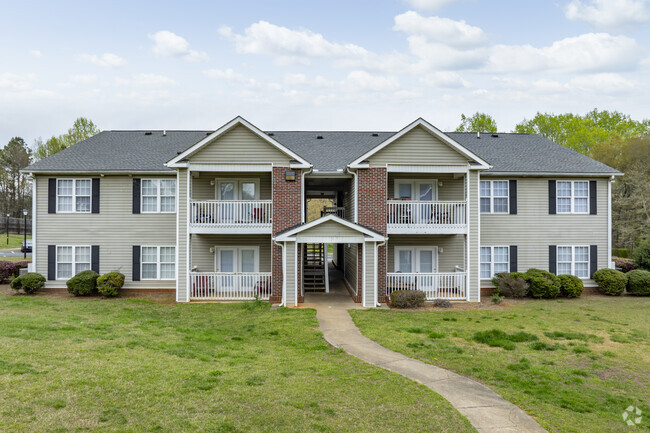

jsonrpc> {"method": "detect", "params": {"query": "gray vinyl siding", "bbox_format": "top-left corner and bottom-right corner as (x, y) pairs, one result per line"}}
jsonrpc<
(344, 243), (358, 293)
(177, 169), (188, 301)
(284, 241), (297, 306)
(34, 174), (176, 289)
(296, 220), (363, 239)
(468, 170), (480, 301)
(387, 235), (465, 273)
(364, 243), (377, 306)
(191, 172), (272, 200)
(189, 125), (291, 165)
(388, 173), (465, 201)
(190, 234), (272, 272)
(344, 178), (356, 222)
(368, 126), (469, 167)
(480, 177), (609, 287)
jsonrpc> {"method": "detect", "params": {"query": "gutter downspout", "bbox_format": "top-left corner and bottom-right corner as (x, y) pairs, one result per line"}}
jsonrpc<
(376, 240), (386, 307)
(345, 166), (358, 223)
(301, 166), (313, 223)
(273, 239), (285, 307)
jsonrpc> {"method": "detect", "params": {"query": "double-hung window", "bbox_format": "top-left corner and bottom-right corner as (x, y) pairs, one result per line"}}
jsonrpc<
(480, 246), (509, 279)
(142, 179), (176, 213)
(480, 180), (508, 213)
(141, 246), (176, 280)
(557, 181), (588, 214)
(57, 179), (91, 213)
(557, 246), (589, 278)
(56, 245), (91, 279)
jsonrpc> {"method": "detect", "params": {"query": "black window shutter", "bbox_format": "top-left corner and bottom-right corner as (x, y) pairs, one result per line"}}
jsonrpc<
(589, 181), (597, 215)
(91, 178), (100, 214)
(590, 245), (598, 278)
(132, 178), (141, 214)
(548, 180), (556, 215)
(509, 246), (518, 272)
(91, 245), (100, 273)
(509, 180), (517, 214)
(132, 245), (141, 281)
(549, 245), (557, 274)
(48, 178), (57, 214)
(48, 245), (56, 280)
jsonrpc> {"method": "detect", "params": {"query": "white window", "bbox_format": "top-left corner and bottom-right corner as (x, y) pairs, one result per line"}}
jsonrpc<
(393, 180), (437, 201)
(215, 247), (260, 273)
(480, 180), (509, 213)
(480, 246), (509, 279)
(56, 245), (91, 279)
(557, 246), (589, 278)
(557, 181), (589, 214)
(57, 179), (91, 213)
(142, 179), (176, 213)
(141, 246), (176, 280)
(394, 247), (438, 273)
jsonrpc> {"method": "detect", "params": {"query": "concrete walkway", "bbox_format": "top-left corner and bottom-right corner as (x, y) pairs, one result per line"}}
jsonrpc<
(305, 267), (547, 433)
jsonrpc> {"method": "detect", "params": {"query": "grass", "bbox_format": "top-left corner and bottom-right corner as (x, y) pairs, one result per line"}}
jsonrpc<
(0, 234), (31, 250)
(350, 298), (650, 433)
(0, 256), (31, 263)
(0, 294), (475, 433)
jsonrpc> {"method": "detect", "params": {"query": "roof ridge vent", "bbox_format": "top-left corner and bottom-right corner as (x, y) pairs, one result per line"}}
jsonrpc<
(371, 133), (379, 137)
(144, 131), (152, 135)
(316, 135), (323, 139)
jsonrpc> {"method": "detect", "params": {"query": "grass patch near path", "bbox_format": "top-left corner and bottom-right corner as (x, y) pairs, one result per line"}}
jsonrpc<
(0, 234), (31, 250)
(351, 298), (650, 433)
(0, 294), (475, 433)
(0, 256), (31, 263)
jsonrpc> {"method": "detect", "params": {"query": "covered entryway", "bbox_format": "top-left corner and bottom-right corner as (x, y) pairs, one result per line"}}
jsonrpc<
(274, 215), (385, 308)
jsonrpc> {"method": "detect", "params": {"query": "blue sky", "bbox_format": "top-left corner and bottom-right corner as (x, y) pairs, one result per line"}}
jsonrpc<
(1, 0), (649, 146)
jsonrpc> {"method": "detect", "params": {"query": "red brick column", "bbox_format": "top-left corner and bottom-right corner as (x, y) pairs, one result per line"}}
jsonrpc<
(357, 168), (388, 302)
(271, 167), (302, 302)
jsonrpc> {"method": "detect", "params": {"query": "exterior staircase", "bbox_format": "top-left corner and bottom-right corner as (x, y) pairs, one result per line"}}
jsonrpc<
(303, 243), (326, 292)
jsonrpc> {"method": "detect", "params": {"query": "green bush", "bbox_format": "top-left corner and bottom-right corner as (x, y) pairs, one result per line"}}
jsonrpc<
(491, 272), (529, 298)
(626, 269), (650, 296)
(432, 299), (452, 308)
(633, 241), (650, 271)
(523, 269), (561, 298)
(612, 248), (630, 258)
(389, 290), (426, 309)
(491, 294), (504, 304)
(558, 274), (584, 298)
(592, 268), (626, 296)
(66, 270), (99, 296)
(97, 272), (125, 297)
(10, 272), (46, 294)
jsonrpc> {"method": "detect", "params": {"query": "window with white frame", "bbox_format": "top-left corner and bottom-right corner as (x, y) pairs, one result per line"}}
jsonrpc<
(57, 179), (91, 212)
(480, 246), (509, 279)
(141, 246), (176, 280)
(142, 179), (176, 213)
(480, 180), (508, 213)
(557, 246), (589, 278)
(56, 245), (91, 279)
(557, 181), (588, 214)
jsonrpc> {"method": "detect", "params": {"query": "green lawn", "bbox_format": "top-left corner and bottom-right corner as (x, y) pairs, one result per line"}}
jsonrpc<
(0, 256), (31, 263)
(0, 233), (31, 250)
(0, 295), (475, 433)
(350, 298), (650, 433)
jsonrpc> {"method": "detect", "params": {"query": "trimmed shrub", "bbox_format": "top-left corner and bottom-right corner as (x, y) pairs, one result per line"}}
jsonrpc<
(558, 274), (584, 298)
(390, 290), (426, 309)
(66, 270), (99, 296)
(97, 272), (125, 297)
(10, 272), (45, 294)
(0, 261), (30, 283)
(523, 269), (561, 298)
(593, 268), (626, 296)
(491, 294), (504, 304)
(612, 248), (630, 258)
(613, 257), (636, 273)
(433, 299), (452, 308)
(633, 241), (650, 271)
(626, 269), (650, 296)
(491, 272), (529, 298)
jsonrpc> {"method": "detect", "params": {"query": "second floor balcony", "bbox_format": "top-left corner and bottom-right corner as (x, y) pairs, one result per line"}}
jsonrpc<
(387, 200), (467, 234)
(190, 200), (273, 233)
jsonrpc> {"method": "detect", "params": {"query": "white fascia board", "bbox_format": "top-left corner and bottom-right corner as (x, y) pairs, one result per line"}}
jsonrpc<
(290, 162), (311, 169)
(482, 171), (623, 177)
(274, 214), (385, 242)
(188, 163), (272, 172)
(387, 164), (469, 174)
(166, 116), (311, 167)
(349, 118), (491, 169)
(24, 170), (176, 175)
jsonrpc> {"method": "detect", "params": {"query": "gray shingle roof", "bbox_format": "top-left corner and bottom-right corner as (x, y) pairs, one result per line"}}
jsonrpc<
(24, 129), (621, 175)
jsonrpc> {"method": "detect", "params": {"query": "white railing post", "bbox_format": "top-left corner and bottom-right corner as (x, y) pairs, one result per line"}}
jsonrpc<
(386, 272), (467, 300)
(190, 272), (272, 300)
(189, 200), (273, 231)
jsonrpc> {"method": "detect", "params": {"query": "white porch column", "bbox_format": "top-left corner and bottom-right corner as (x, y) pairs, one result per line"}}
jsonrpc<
(362, 241), (378, 308)
(283, 241), (298, 306)
(176, 168), (190, 302)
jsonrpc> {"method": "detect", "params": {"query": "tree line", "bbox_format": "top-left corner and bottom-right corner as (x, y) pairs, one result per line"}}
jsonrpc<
(456, 110), (650, 251)
(0, 118), (99, 217)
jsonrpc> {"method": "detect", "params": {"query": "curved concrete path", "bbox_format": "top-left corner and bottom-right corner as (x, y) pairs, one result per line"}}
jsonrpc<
(304, 269), (547, 433)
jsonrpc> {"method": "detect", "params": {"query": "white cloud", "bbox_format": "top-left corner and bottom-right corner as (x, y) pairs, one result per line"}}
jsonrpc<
(78, 52), (126, 67)
(56, 74), (97, 88)
(565, 0), (650, 31)
(345, 71), (400, 91)
(569, 73), (636, 93)
(29, 50), (42, 58)
(490, 33), (641, 73)
(421, 71), (470, 88)
(115, 74), (178, 88)
(203, 68), (244, 80)
(403, 0), (460, 11)
(394, 11), (488, 49)
(0, 73), (37, 90)
(149, 31), (208, 62)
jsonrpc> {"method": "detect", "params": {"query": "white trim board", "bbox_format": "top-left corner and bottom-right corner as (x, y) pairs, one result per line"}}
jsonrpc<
(274, 214), (385, 242)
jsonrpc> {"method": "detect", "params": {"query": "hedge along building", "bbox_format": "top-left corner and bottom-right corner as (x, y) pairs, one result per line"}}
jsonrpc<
(23, 116), (622, 305)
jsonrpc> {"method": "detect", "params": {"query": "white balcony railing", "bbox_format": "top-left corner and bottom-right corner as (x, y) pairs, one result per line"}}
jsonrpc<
(322, 206), (345, 219)
(190, 200), (272, 232)
(386, 272), (467, 300)
(190, 272), (272, 300)
(387, 200), (466, 233)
